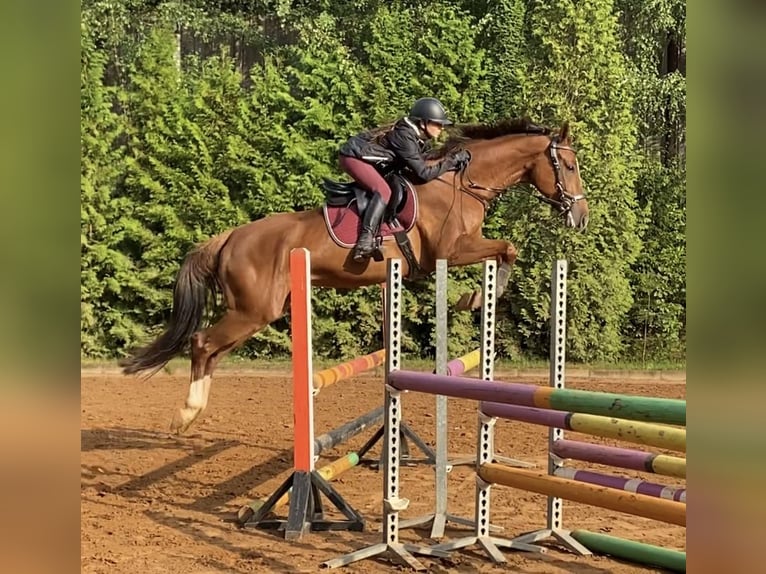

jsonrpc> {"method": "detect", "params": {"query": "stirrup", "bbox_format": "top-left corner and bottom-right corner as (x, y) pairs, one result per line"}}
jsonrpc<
(352, 248), (372, 262)
(352, 237), (382, 262)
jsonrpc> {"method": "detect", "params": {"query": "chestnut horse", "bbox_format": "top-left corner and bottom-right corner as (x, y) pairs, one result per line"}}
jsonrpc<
(120, 119), (588, 433)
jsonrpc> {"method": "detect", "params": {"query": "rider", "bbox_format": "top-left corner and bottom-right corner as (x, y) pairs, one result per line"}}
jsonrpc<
(338, 97), (471, 262)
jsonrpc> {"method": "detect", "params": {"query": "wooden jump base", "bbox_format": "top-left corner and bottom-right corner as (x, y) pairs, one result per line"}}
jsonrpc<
(237, 452), (360, 523)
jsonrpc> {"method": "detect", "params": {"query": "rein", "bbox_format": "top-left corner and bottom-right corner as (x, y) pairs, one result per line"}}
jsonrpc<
(436, 136), (586, 213)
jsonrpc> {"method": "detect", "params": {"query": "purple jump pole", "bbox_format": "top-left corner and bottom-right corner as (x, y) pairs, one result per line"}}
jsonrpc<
(481, 402), (571, 428)
(553, 439), (650, 470)
(389, 370), (538, 405)
(552, 439), (686, 479)
(553, 467), (686, 502)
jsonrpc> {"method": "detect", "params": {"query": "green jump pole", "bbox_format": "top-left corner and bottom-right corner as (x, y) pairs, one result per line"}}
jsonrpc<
(571, 530), (686, 572)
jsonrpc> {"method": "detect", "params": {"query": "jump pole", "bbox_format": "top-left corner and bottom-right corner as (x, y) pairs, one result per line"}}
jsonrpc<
(571, 530), (686, 572)
(312, 349), (386, 392)
(387, 372), (685, 426)
(478, 464), (686, 526)
(552, 467), (686, 502)
(480, 402), (686, 452)
(244, 248), (363, 538)
(552, 439), (686, 479)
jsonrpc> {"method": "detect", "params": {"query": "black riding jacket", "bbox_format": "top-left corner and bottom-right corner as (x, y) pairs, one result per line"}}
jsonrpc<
(339, 117), (454, 183)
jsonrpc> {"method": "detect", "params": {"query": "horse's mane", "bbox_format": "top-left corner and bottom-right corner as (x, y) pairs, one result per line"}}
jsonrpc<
(429, 117), (551, 159)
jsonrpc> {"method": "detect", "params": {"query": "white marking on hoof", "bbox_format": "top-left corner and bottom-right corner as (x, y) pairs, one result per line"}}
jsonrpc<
(171, 375), (211, 434)
(468, 289), (483, 310)
(497, 263), (511, 298)
(186, 375), (210, 409)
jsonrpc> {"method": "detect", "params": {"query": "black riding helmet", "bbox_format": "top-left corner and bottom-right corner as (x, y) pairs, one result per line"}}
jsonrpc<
(408, 97), (453, 126)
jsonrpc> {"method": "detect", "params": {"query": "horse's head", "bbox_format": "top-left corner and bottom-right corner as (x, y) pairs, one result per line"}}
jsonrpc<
(528, 122), (589, 231)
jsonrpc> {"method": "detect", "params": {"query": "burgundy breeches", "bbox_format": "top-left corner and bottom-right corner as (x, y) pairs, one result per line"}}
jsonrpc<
(339, 155), (392, 203)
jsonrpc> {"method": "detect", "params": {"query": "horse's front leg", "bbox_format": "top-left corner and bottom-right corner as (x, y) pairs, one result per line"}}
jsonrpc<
(447, 236), (517, 311)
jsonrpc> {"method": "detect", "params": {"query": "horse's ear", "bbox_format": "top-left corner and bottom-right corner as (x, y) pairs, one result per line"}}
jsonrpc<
(559, 121), (570, 142)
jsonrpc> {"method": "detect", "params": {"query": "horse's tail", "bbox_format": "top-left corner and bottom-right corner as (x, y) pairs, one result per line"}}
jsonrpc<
(119, 229), (235, 377)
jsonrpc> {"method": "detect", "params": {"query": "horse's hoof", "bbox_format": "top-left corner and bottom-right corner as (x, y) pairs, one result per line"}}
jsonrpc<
(455, 290), (483, 311)
(170, 408), (199, 435)
(496, 263), (511, 300)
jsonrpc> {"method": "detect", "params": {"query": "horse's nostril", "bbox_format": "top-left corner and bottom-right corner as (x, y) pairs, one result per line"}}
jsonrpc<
(580, 214), (589, 230)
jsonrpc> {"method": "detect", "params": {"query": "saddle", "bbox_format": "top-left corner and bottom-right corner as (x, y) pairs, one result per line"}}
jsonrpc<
(320, 173), (425, 278)
(322, 172), (409, 222)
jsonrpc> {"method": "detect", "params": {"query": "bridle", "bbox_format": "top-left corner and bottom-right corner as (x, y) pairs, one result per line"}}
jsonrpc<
(440, 134), (587, 221)
(545, 137), (587, 226)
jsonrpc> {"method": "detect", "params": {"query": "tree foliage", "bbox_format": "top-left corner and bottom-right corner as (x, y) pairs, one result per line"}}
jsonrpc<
(80, 0), (686, 363)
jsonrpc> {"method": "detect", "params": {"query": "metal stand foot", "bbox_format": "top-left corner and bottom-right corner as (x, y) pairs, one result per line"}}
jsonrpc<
(513, 527), (592, 555)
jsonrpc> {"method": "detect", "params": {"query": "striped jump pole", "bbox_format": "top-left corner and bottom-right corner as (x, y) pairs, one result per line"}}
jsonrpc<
(244, 248), (364, 539)
(480, 402), (686, 453)
(478, 464), (686, 526)
(313, 349), (386, 392)
(313, 407), (384, 457)
(553, 467), (686, 502)
(571, 530), (686, 572)
(552, 439), (686, 479)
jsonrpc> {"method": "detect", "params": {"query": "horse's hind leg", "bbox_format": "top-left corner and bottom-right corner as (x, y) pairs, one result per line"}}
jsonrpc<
(171, 281), (291, 434)
(171, 309), (265, 434)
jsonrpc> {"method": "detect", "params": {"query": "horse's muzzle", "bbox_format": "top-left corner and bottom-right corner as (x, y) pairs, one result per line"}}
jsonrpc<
(563, 201), (589, 231)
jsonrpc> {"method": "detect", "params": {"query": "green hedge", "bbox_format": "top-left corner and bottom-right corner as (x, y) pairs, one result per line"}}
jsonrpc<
(81, 0), (685, 363)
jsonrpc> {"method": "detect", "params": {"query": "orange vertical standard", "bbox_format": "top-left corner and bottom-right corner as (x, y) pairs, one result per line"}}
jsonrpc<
(290, 248), (314, 472)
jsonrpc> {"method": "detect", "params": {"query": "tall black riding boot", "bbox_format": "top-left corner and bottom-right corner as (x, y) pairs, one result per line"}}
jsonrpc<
(352, 193), (388, 262)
